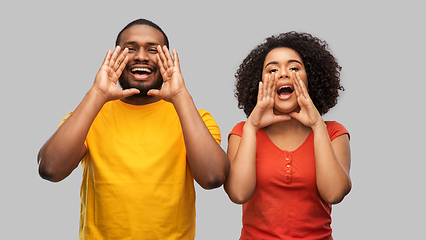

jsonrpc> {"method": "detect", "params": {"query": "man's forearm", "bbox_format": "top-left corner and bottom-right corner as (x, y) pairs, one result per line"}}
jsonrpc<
(172, 91), (229, 189)
(38, 88), (106, 182)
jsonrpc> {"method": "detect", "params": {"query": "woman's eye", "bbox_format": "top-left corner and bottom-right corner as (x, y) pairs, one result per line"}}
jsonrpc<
(290, 67), (299, 71)
(269, 69), (278, 73)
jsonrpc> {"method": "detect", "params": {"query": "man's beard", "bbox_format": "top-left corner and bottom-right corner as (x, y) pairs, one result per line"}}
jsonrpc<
(118, 75), (163, 97)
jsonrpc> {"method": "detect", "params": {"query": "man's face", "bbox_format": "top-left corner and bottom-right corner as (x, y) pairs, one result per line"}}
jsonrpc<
(117, 25), (166, 96)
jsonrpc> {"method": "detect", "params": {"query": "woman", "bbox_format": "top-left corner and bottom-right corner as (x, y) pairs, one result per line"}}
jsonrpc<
(225, 32), (351, 239)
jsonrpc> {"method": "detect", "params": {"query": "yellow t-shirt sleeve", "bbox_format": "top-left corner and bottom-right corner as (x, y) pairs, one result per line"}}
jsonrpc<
(58, 111), (88, 161)
(198, 109), (221, 145)
(58, 111), (73, 127)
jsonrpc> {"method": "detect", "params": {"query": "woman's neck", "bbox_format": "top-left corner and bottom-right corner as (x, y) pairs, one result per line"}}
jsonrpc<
(264, 118), (310, 134)
(262, 118), (312, 152)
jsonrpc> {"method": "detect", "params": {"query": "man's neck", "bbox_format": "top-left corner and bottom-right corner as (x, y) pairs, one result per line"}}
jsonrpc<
(120, 95), (161, 105)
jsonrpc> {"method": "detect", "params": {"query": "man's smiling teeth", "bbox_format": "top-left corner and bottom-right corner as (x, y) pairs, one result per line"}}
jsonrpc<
(131, 68), (152, 73)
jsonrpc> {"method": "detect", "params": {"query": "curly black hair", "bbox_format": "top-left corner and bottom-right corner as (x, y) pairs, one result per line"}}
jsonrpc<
(235, 31), (343, 117)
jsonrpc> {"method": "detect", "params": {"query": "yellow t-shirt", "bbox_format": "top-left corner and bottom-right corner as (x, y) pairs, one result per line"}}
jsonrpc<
(63, 100), (221, 240)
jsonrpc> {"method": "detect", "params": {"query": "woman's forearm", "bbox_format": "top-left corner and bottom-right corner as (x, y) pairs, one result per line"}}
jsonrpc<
(313, 122), (351, 204)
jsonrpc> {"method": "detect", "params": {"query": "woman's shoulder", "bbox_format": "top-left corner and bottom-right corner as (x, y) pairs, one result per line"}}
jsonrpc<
(325, 121), (350, 140)
(228, 121), (246, 138)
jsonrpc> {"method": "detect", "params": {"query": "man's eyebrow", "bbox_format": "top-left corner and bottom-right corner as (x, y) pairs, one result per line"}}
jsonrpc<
(264, 59), (303, 69)
(146, 42), (161, 46)
(122, 41), (136, 46)
(121, 41), (161, 46)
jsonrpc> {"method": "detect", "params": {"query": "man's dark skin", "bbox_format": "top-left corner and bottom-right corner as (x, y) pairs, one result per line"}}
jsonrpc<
(38, 24), (229, 189)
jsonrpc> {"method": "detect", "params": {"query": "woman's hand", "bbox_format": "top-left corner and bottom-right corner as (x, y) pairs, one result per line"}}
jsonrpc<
(246, 73), (291, 130)
(289, 72), (324, 129)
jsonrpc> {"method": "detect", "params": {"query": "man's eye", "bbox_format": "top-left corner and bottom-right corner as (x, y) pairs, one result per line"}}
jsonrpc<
(148, 49), (158, 53)
(127, 47), (136, 52)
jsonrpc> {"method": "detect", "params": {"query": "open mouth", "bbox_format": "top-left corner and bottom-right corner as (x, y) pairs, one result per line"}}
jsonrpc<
(131, 67), (152, 75)
(129, 66), (154, 81)
(277, 85), (294, 99)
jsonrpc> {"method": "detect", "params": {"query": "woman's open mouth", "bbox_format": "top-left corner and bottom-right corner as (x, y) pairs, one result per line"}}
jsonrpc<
(277, 84), (294, 100)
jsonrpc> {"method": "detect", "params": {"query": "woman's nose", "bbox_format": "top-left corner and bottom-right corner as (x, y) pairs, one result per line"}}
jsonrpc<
(278, 69), (290, 79)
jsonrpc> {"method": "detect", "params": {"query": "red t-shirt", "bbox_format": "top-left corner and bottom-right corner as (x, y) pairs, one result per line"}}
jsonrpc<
(229, 121), (349, 240)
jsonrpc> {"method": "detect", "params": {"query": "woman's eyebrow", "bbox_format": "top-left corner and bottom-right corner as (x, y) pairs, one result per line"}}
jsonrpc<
(288, 59), (303, 66)
(264, 61), (279, 68)
(264, 59), (303, 69)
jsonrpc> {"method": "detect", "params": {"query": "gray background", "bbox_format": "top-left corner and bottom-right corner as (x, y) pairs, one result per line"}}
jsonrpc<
(2, 0), (425, 239)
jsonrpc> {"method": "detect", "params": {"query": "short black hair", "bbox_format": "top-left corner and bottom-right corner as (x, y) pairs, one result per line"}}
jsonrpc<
(115, 19), (169, 48)
(235, 31), (344, 117)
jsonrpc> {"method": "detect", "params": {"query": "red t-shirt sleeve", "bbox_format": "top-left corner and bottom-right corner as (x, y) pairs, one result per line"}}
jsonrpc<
(228, 121), (246, 139)
(325, 121), (350, 141)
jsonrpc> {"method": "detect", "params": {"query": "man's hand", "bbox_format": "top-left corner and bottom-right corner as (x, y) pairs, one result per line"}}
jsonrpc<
(147, 45), (188, 103)
(92, 46), (139, 103)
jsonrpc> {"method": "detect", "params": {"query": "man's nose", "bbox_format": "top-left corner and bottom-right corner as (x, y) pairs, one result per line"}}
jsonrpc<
(134, 49), (150, 62)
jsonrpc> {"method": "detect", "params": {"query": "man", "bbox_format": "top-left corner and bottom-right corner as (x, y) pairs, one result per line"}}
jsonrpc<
(38, 19), (229, 240)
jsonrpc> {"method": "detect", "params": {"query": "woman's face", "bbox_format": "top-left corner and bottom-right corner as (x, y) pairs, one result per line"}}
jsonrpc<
(262, 47), (308, 114)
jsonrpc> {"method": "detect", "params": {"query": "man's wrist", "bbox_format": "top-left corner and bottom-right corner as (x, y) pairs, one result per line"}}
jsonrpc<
(170, 89), (192, 106)
(86, 87), (109, 107)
